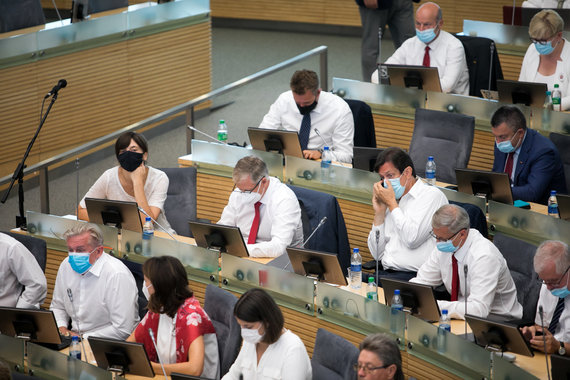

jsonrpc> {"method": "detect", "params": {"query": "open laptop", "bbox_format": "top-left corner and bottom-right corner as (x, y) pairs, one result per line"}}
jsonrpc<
(551, 354), (570, 379)
(456, 168), (514, 205)
(286, 247), (347, 286)
(248, 127), (304, 158)
(558, 193), (570, 221)
(189, 221), (249, 257)
(385, 64), (442, 92)
(497, 79), (547, 108)
(381, 278), (441, 322)
(85, 198), (142, 232)
(465, 314), (533, 357)
(89, 336), (154, 377)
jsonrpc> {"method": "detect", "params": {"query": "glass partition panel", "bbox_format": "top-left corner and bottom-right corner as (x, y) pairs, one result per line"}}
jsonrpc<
(462, 20), (540, 49)
(531, 106), (570, 134)
(26, 211), (118, 253)
(128, 0), (210, 31)
(315, 282), (401, 338)
(191, 140), (283, 179)
(119, 229), (219, 284)
(492, 355), (539, 380)
(488, 201), (570, 245)
(0, 32), (38, 68)
(332, 78), (426, 113)
(0, 334), (25, 374)
(220, 253), (314, 314)
(438, 187), (486, 215)
(285, 156), (376, 203)
(406, 316), (491, 380)
(28, 342), (114, 380)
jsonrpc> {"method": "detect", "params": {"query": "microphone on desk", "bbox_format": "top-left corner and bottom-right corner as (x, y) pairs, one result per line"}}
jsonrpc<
(300, 217), (327, 248)
(45, 79), (67, 99)
(137, 207), (178, 242)
(376, 26), (383, 66)
(187, 125), (227, 145)
(463, 264), (468, 339)
(487, 42), (495, 91)
(539, 306), (552, 380)
(148, 329), (168, 380)
(67, 288), (87, 359)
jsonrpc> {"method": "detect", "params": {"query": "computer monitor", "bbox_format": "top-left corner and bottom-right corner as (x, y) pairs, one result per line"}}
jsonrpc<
(88, 336), (154, 377)
(455, 168), (514, 205)
(189, 221), (249, 257)
(353, 147), (384, 172)
(551, 354), (570, 380)
(465, 314), (534, 357)
(557, 193), (570, 221)
(385, 64), (442, 92)
(171, 373), (215, 380)
(71, 0), (89, 23)
(497, 79), (547, 107)
(85, 198), (142, 232)
(248, 128), (304, 158)
(286, 247), (347, 286)
(0, 307), (63, 345)
(380, 278), (441, 322)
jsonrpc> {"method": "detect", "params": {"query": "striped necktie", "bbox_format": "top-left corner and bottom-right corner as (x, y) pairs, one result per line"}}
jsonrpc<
(298, 113), (311, 150)
(548, 297), (565, 334)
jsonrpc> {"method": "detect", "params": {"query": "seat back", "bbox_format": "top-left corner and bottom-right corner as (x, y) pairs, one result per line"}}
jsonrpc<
(4, 232), (47, 272)
(493, 233), (541, 322)
(89, 0), (128, 13)
(159, 167), (197, 237)
(344, 99), (376, 148)
(353, 147), (384, 172)
(409, 108), (475, 184)
(448, 201), (488, 238)
(549, 132), (570, 193)
(120, 259), (147, 320)
(312, 328), (359, 380)
(203, 284), (241, 377)
(0, 0), (45, 33)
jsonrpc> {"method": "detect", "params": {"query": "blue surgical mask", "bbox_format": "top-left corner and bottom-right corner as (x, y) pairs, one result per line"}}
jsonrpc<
(495, 130), (519, 154)
(436, 240), (458, 253)
(535, 41), (555, 56)
(384, 177), (406, 200)
(68, 252), (92, 274)
(416, 28), (436, 44)
(551, 275), (570, 298)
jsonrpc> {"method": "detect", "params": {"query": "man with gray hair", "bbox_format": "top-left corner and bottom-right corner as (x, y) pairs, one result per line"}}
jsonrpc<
(521, 240), (570, 356)
(218, 156), (303, 257)
(356, 333), (404, 380)
(410, 204), (522, 320)
(50, 223), (139, 339)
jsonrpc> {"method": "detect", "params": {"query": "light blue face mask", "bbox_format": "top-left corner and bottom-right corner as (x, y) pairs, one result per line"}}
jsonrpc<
(535, 41), (555, 56)
(550, 275), (570, 298)
(384, 177), (406, 200)
(68, 251), (93, 274)
(436, 240), (458, 253)
(416, 28), (436, 44)
(495, 130), (519, 154)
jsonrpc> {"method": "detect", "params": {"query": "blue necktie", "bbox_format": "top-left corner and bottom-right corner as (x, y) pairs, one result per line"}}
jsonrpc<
(548, 297), (565, 334)
(298, 113), (311, 151)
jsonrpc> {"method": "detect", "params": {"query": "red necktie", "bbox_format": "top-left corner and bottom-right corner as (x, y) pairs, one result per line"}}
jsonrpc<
(504, 152), (514, 179)
(247, 202), (262, 244)
(451, 255), (459, 302)
(422, 46), (430, 67)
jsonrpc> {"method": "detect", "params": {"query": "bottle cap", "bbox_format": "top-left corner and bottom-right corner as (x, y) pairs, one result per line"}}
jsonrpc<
(394, 289), (400, 295)
(555, 84), (560, 88)
(551, 190), (557, 196)
(323, 146), (329, 151)
(353, 247), (359, 253)
(428, 156), (434, 160)
(72, 335), (79, 341)
(368, 277), (374, 283)
(145, 217), (151, 222)
(220, 119), (225, 123)
(546, 91), (552, 95)
(442, 309), (448, 315)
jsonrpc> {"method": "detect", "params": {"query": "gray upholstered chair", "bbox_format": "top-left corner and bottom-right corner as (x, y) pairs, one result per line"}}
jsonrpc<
(312, 328), (359, 380)
(409, 108), (475, 184)
(159, 167), (197, 237)
(203, 284), (241, 378)
(4, 231), (47, 272)
(0, 0), (45, 33)
(549, 132), (570, 193)
(493, 232), (541, 322)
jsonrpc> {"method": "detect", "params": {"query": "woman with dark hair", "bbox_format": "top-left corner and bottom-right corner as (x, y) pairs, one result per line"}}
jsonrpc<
(222, 288), (311, 380)
(77, 131), (175, 234)
(127, 256), (219, 378)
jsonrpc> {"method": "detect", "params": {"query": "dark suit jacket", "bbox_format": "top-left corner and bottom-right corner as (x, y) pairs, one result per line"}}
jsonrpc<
(492, 128), (567, 204)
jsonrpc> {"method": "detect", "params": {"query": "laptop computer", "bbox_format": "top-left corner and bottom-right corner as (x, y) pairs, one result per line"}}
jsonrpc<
(557, 193), (570, 221)
(380, 278), (441, 322)
(189, 221), (250, 257)
(85, 197), (142, 232)
(465, 314), (534, 357)
(248, 127), (304, 158)
(456, 168), (514, 205)
(551, 354), (570, 380)
(286, 247), (347, 286)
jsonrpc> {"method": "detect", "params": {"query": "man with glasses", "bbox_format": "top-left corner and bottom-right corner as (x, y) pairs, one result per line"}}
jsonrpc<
(490, 105), (566, 204)
(218, 156), (303, 257)
(356, 333), (404, 380)
(370, 2), (469, 95)
(521, 240), (570, 356)
(410, 204), (522, 320)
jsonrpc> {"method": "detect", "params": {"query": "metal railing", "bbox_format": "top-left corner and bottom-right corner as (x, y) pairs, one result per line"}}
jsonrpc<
(0, 46), (328, 214)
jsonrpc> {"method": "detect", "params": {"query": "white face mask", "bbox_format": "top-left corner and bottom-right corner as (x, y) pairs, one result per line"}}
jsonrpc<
(142, 280), (152, 300)
(241, 327), (263, 344)
(240, 191), (262, 205)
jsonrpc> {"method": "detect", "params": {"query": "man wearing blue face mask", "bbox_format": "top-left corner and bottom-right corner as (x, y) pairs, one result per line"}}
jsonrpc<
(521, 241), (570, 356)
(367, 147), (448, 283)
(50, 224), (139, 339)
(370, 2), (469, 95)
(490, 105), (566, 204)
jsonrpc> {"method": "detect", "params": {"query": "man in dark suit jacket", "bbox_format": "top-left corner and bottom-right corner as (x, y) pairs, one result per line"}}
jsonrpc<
(491, 105), (566, 204)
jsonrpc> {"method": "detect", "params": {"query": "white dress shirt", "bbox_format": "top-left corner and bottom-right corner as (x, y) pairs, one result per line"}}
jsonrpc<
(411, 229), (523, 320)
(535, 284), (570, 342)
(79, 166), (175, 234)
(522, 0), (570, 7)
(50, 252), (139, 339)
(258, 90), (354, 163)
(367, 179), (448, 272)
(519, 39), (570, 111)
(371, 30), (470, 95)
(218, 177), (303, 258)
(0, 233), (47, 309)
(222, 330), (312, 380)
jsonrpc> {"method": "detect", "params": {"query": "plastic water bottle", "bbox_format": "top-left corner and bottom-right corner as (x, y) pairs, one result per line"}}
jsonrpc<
(69, 336), (81, 360)
(553, 84), (562, 112)
(142, 217), (154, 256)
(425, 156), (436, 186)
(437, 309), (451, 353)
(544, 91), (553, 110)
(321, 146), (332, 183)
(548, 190), (559, 218)
(543, 91), (553, 129)
(217, 119), (228, 143)
(366, 277), (378, 301)
(390, 289), (404, 333)
(350, 248), (362, 289)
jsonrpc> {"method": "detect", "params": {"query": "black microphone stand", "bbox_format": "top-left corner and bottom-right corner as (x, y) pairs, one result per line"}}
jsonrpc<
(1, 92), (60, 230)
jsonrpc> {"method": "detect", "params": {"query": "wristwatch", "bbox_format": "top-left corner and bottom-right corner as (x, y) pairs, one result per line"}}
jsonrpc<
(559, 341), (566, 356)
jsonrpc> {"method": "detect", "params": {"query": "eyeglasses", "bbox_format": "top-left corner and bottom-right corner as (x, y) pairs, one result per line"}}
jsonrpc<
(233, 176), (264, 194)
(430, 229), (463, 242)
(353, 363), (391, 374)
(530, 37), (554, 45)
(541, 265), (570, 286)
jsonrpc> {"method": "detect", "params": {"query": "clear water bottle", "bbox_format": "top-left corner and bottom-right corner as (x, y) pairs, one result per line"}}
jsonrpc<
(69, 335), (81, 360)
(142, 216), (154, 256)
(548, 190), (559, 218)
(350, 248), (362, 289)
(437, 309), (451, 353)
(390, 289), (404, 333)
(544, 91), (553, 110)
(543, 91), (553, 130)
(366, 277), (378, 301)
(217, 119), (228, 143)
(553, 84), (562, 112)
(321, 146), (332, 183)
(425, 156), (436, 186)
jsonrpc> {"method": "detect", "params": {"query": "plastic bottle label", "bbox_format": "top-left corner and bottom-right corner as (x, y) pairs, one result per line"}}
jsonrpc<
(548, 204), (559, 214)
(217, 131), (228, 142)
(426, 170), (435, 179)
(351, 264), (362, 272)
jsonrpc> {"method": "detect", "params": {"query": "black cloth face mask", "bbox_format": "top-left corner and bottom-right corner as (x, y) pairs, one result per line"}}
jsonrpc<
(118, 151), (144, 172)
(296, 100), (318, 115)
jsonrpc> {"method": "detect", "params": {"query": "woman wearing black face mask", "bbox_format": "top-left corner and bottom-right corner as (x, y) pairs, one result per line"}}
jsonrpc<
(77, 131), (175, 234)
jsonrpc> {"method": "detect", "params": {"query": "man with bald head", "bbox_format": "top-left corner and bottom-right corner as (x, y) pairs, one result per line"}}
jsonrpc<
(371, 2), (469, 95)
